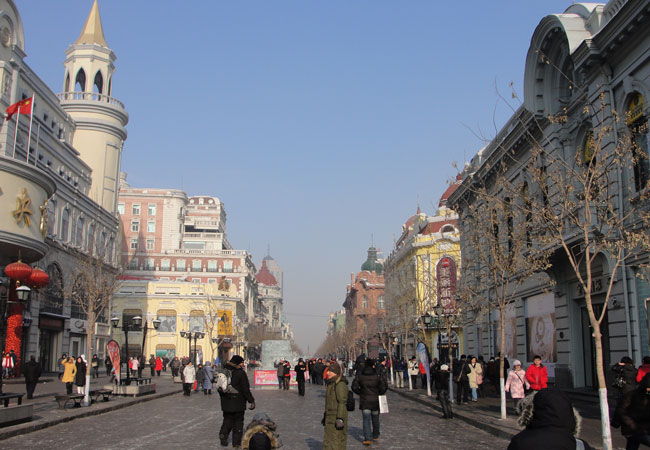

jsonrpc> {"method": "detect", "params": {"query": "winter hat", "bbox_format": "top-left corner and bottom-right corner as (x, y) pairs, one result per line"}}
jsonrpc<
(512, 359), (522, 367)
(440, 364), (449, 371)
(230, 355), (244, 365)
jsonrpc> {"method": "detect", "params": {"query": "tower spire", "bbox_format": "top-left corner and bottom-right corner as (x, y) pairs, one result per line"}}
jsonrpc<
(75, 0), (108, 47)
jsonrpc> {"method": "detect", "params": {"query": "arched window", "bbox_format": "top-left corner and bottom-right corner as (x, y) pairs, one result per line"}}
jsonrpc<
(47, 200), (57, 235)
(377, 295), (385, 310)
(43, 264), (64, 315)
(441, 224), (455, 233)
(97, 231), (106, 256)
(64, 73), (71, 93)
(107, 237), (114, 263)
(627, 93), (649, 192)
(75, 216), (84, 246)
(87, 223), (95, 254)
(93, 70), (103, 94)
(60, 208), (70, 241)
(362, 295), (368, 309)
(522, 183), (532, 248)
(75, 68), (86, 92)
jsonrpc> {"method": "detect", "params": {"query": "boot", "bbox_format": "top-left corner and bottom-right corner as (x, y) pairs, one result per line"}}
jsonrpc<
(219, 434), (228, 447)
(204, 390), (208, 395)
(208, 389), (212, 395)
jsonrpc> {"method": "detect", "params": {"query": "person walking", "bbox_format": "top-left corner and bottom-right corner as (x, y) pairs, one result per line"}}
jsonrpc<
(408, 357), (418, 389)
(137, 354), (144, 378)
(282, 360), (291, 390)
(104, 355), (112, 377)
(23, 355), (41, 399)
(149, 355), (156, 377)
(218, 355), (255, 448)
(315, 359), (326, 385)
(614, 373), (650, 450)
(171, 356), (181, 378)
(196, 363), (205, 392)
(419, 360), (427, 389)
(155, 356), (163, 376)
(454, 355), (471, 405)
(467, 356), (483, 402)
(505, 360), (529, 411)
(182, 361), (196, 396)
(636, 356), (650, 383)
(435, 364), (453, 419)
(508, 389), (592, 450)
(91, 354), (100, 379)
(61, 356), (76, 395)
(612, 356), (638, 401)
(8, 349), (17, 378)
(352, 358), (388, 445)
(162, 356), (169, 373)
(131, 356), (140, 379)
(203, 361), (214, 395)
(1, 352), (14, 379)
(295, 358), (307, 396)
(274, 359), (285, 390)
(525, 355), (548, 392)
(75, 356), (86, 395)
(322, 362), (348, 450)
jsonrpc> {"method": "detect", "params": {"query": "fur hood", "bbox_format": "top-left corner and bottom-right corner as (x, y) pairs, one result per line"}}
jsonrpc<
(242, 413), (282, 449)
(517, 389), (582, 437)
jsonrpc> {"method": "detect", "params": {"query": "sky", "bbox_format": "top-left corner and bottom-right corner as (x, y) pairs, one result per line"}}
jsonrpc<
(18, 0), (573, 353)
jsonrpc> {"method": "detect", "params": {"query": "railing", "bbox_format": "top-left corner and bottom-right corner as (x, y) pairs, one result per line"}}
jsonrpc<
(184, 232), (222, 239)
(57, 92), (125, 109)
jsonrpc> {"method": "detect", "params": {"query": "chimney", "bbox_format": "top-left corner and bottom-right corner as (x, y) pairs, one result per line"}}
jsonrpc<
(351, 272), (354, 285)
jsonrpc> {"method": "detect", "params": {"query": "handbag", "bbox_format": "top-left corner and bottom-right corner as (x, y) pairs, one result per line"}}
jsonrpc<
(612, 376), (626, 389)
(379, 394), (389, 414)
(476, 374), (483, 385)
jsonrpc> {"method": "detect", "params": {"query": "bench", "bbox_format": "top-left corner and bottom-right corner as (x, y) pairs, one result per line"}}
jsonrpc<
(54, 394), (84, 409)
(90, 388), (112, 403)
(133, 377), (152, 385)
(0, 393), (24, 408)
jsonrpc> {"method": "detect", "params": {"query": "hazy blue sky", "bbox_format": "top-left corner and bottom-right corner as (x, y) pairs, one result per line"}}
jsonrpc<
(19, 0), (571, 353)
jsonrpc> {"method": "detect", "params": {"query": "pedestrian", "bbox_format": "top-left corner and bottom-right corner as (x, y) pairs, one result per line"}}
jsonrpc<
(352, 358), (387, 446)
(274, 359), (285, 390)
(394, 359), (404, 388)
(467, 356), (483, 402)
(435, 364), (453, 419)
(408, 356), (418, 389)
(91, 354), (100, 379)
(282, 360), (291, 390)
(182, 361), (195, 396)
(149, 354), (156, 377)
(241, 412), (281, 450)
(129, 356), (139, 378)
(155, 356), (163, 376)
(75, 356), (86, 395)
(496, 352), (510, 394)
(9, 349), (17, 378)
(419, 360), (427, 389)
(23, 355), (41, 399)
(636, 356), (650, 383)
(1, 352), (13, 379)
(196, 363), (205, 392)
(525, 355), (548, 392)
(295, 358), (307, 396)
(61, 356), (76, 395)
(315, 359), (326, 385)
(612, 356), (637, 402)
(454, 355), (471, 405)
(477, 355), (487, 398)
(203, 361), (214, 395)
(505, 360), (529, 411)
(137, 354), (144, 378)
(614, 373), (650, 450)
(162, 355), (169, 373)
(104, 355), (112, 377)
(218, 355), (256, 448)
(377, 357), (389, 383)
(322, 361), (348, 450)
(171, 356), (181, 378)
(487, 356), (497, 394)
(508, 388), (592, 450)
(59, 353), (67, 380)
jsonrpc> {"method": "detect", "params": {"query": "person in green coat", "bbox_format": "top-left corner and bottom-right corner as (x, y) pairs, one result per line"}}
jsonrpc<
(322, 361), (349, 450)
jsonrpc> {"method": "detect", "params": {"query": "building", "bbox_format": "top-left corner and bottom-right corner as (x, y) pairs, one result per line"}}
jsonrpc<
(0, 0), (125, 372)
(343, 247), (385, 358)
(384, 181), (462, 362)
(448, 0), (650, 388)
(328, 309), (346, 333)
(113, 177), (259, 362)
(255, 258), (283, 333)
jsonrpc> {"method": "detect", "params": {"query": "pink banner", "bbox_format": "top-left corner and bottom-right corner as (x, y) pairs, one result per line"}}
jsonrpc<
(106, 340), (121, 380)
(254, 369), (297, 386)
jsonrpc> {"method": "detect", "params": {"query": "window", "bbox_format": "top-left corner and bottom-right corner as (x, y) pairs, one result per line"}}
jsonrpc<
(208, 261), (217, 272)
(71, 276), (87, 320)
(130, 238), (138, 250)
(627, 94), (649, 192)
(145, 258), (155, 270)
(60, 208), (70, 241)
(146, 239), (155, 250)
(129, 258), (138, 269)
(131, 220), (139, 232)
(362, 295), (368, 309)
(378, 295), (385, 310)
(43, 264), (64, 315)
(224, 260), (233, 273)
(75, 217), (84, 246)
(87, 223), (95, 254)
(98, 231), (106, 256)
(176, 259), (186, 270)
(147, 221), (155, 233)
(161, 259), (170, 270)
(189, 313), (204, 332)
(192, 260), (202, 271)
(208, 278), (217, 284)
(47, 200), (57, 235)
(148, 204), (156, 215)
(132, 204), (140, 215)
(157, 310), (176, 333)
(117, 203), (125, 215)
(122, 310), (142, 331)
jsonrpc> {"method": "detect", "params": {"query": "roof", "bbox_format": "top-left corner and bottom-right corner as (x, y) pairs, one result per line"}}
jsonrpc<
(75, 0), (108, 47)
(439, 175), (462, 207)
(255, 260), (278, 286)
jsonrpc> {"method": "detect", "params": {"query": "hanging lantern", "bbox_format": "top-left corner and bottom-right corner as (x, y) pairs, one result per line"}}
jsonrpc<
(28, 268), (49, 289)
(5, 261), (33, 282)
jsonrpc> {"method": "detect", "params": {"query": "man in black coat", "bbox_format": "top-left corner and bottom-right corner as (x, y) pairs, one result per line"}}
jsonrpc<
(314, 359), (326, 385)
(295, 358), (307, 396)
(351, 358), (388, 445)
(219, 355), (255, 448)
(23, 355), (41, 399)
(614, 373), (650, 450)
(453, 355), (471, 405)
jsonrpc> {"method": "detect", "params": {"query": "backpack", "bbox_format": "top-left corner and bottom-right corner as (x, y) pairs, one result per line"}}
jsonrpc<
(215, 370), (239, 395)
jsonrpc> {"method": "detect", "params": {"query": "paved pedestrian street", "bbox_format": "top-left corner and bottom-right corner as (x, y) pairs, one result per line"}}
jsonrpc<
(2, 384), (508, 449)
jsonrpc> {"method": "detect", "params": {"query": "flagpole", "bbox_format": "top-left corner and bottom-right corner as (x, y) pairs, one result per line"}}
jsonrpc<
(12, 110), (19, 158)
(26, 95), (35, 163)
(34, 122), (41, 167)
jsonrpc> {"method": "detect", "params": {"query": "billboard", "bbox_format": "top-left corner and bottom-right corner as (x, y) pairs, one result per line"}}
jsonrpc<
(218, 310), (233, 335)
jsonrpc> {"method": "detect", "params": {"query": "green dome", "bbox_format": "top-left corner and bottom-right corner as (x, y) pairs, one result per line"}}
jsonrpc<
(361, 247), (383, 275)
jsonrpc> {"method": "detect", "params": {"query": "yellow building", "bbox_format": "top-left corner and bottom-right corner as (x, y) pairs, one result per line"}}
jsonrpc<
(111, 279), (246, 365)
(384, 177), (462, 362)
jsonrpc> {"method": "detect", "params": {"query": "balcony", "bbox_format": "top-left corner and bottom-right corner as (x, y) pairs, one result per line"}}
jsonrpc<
(57, 92), (125, 109)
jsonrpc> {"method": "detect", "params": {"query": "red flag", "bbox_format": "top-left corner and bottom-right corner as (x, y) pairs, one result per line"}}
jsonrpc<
(6, 97), (33, 121)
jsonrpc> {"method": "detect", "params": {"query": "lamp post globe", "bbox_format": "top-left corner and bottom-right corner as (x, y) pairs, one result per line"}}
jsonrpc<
(111, 317), (120, 328)
(15, 285), (31, 302)
(131, 315), (142, 328)
(152, 318), (161, 330)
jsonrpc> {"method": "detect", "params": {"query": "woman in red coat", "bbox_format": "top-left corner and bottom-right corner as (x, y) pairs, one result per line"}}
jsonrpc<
(155, 356), (163, 376)
(525, 355), (548, 391)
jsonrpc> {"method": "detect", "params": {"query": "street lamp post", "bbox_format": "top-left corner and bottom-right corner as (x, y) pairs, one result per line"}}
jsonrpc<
(180, 330), (204, 366)
(433, 304), (454, 397)
(110, 316), (160, 382)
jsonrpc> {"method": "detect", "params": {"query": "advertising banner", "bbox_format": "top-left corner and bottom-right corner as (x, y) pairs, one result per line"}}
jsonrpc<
(526, 292), (557, 376)
(106, 339), (120, 380)
(218, 310), (233, 335)
(254, 369), (297, 386)
(416, 342), (431, 388)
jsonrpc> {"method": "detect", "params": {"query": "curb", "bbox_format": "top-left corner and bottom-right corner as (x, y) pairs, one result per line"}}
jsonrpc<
(388, 387), (518, 441)
(0, 389), (182, 440)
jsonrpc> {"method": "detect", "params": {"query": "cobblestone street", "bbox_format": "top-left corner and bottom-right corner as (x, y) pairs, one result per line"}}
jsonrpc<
(3, 383), (508, 449)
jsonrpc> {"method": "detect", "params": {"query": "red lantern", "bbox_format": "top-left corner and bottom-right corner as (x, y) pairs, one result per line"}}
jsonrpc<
(5, 261), (33, 282)
(28, 268), (49, 289)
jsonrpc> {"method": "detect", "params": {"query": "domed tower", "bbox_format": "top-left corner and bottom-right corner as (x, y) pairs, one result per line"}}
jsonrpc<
(59, 0), (128, 213)
(361, 246), (383, 275)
